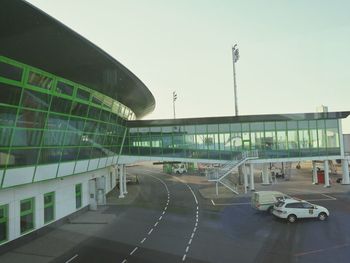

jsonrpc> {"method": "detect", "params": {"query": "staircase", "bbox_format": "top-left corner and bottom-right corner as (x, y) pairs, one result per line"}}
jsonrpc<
(207, 150), (258, 195)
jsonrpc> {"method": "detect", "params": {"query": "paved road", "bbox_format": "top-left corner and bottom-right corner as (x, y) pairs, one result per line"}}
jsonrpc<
(3, 165), (350, 263)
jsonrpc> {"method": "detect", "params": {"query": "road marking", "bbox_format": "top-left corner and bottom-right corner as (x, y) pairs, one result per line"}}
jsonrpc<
(182, 254), (187, 261)
(130, 247), (138, 255)
(186, 246), (190, 253)
(295, 243), (350, 257)
(322, 194), (337, 200)
(191, 233), (194, 239)
(193, 227), (197, 232)
(188, 238), (192, 245)
(197, 206), (199, 210)
(65, 254), (78, 263)
(123, 172), (170, 261)
(211, 199), (216, 206)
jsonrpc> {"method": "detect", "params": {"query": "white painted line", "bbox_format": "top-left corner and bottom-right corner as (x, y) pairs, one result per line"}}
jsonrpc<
(186, 246), (190, 253)
(305, 198), (337, 202)
(65, 254), (78, 263)
(141, 237), (147, 244)
(197, 206), (199, 210)
(191, 233), (194, 239)
(196, 218), (198, 222)
(193, 227), (197, 232)
(130, 247), (138, 256)
(159, 216), (163, 220)
(196, 211), (199, 215)
(195, 222), (198, 227)
(182, 254), (187, 261)
(211, 199), (216, 206)
(321, 194), (337, 200)
(162, 211), (165, 215)
(154, 222), (159, 227)
(122, 259), (127, 263)
(148, 228), (154, 235)
(165, 206), (168, 210)
(188, 238), (192, 245)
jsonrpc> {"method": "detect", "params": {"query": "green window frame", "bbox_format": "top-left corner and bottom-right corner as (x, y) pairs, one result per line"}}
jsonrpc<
(75, 184), (82, 209)
(0, 204), (9, 243)
(20, 197), (35, 234)
(44, 192), (55, 224)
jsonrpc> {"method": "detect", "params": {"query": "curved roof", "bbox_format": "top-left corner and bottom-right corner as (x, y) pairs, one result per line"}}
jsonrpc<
(0, 0), (155, 119)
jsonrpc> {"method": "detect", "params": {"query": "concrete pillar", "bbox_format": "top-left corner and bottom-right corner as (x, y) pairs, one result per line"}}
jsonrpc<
(342, 159), (350, 185)
(119, 165), (125, 198)
(262, 163), (270, 185)
(243, 164), (248, 194)
(123, 165), (128, 194)
(312, 161), (318, 184)
(324, 160), (330, 187)
(250, 163), (255, 191)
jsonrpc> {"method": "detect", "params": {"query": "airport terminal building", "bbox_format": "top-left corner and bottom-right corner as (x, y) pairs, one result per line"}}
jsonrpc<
(1, 0), (350, 245)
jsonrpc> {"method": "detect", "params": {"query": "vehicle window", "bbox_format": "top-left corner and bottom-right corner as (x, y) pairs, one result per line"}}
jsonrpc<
(285, 202), (303, 208)
(275, 201), (284, 207)
(302, 203), (314, 209)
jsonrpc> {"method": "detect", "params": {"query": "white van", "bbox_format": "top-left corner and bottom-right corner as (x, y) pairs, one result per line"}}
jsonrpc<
(173, 163), (187, 174)
(251, 191), (289, 213)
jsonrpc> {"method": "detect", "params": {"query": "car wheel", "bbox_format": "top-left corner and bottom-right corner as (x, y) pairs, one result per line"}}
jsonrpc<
(318, 212), (328, 221)
(176, 171), (180, 174)
(287, 214), (297, 223)
(267, 206), (273, 214)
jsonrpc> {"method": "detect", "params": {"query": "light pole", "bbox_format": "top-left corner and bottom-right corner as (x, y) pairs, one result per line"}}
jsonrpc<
(172, 91), (177, 119)
(232, 44), (239, 116)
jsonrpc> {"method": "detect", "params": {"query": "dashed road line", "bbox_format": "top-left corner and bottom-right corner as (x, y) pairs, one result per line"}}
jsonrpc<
(65, 254), (78, 263)
(173, 177), (200, 262)
(130, 247), (138, 256)
(121, 173), (170, 263)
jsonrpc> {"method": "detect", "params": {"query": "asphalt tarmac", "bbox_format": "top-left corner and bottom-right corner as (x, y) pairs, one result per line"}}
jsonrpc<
(3, 165), (350, 263)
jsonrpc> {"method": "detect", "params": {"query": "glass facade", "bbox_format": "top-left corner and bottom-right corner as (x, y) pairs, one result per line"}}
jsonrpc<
(0, 56), (134, 189)
(20, 198), (34, 234)
(124, 119), (341, 161)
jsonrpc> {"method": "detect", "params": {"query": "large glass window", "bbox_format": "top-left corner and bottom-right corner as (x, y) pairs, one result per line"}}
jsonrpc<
(326, 119), (340, 155)
(0, 61), (23, 81)
(0, 106), (17, 127)
(0, 83), (22, 106)
(22, 89), (50, 111)
(16, 109), (47, 129)
(287, 121), (299, 157)
(8, 148), (39, 167)
(0, 204), (8, 243)
(20, 198), (35, 234)
(76, 88), (90, 101)
(317, 120), (327, 155)
(28, 72), (52, 90)
(56, 81), (73, 96)
(298, 121), (310, 156)
(75, 184), (82, 209)
(44, 192), (55, 224)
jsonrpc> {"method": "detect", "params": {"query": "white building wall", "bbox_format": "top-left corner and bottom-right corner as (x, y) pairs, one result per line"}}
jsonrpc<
(0, 165), (117, 246)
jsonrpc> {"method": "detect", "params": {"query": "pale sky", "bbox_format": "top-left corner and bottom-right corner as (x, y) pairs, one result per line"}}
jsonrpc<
(26, 0), (350, 132)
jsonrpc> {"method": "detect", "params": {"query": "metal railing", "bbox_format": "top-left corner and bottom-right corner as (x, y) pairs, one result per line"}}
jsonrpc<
(206, 150), (259, 195)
